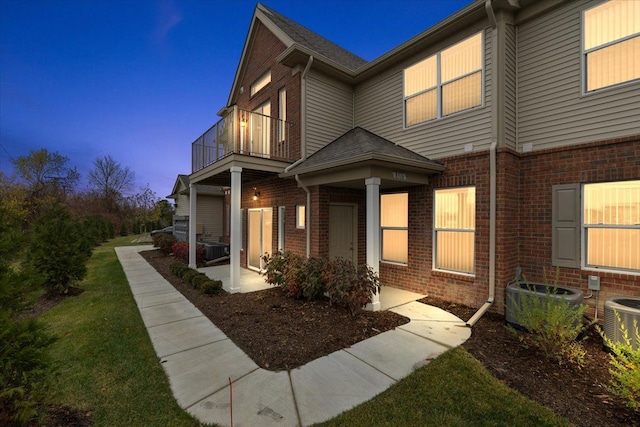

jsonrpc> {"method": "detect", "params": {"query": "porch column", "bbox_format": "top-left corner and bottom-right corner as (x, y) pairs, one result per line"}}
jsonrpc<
(230, 166), (242, 293)
(188, 183), (197, 268)
(365, 177), (381, 311)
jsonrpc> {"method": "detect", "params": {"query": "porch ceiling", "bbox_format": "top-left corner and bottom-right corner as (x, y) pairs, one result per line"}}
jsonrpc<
(189, 154), (291, 187)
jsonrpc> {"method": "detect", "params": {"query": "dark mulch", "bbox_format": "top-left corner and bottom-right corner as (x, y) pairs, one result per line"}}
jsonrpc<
(140, 249), (410, 371)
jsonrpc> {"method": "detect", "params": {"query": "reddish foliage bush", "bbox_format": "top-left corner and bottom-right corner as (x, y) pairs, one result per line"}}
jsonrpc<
(171, 242), (205, 264)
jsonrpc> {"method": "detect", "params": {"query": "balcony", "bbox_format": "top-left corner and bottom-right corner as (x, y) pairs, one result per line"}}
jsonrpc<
(192, 106), (294, 173)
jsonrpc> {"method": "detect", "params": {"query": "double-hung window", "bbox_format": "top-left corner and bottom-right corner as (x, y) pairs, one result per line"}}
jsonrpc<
(434, 187), (475, 274)
(583, 1), (640, 93)
(381, 193), (408, 264)
(583, 180), (640, 273)
(404, 32), (483, 127)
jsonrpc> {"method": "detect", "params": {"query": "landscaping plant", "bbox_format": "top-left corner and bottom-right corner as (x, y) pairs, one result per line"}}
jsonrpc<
(171, 241), (204, 264)
(25, 203), (89, 295)
(507, 270), (588, 367)
(600, 310), (640, 410)
(153, 233), (176, 254)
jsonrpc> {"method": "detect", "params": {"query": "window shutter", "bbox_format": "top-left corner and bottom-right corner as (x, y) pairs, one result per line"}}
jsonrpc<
(552, 184), (580, 268)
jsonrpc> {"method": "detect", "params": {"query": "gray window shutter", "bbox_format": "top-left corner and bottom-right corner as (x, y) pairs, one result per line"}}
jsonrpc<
(552, 184), (580, 268)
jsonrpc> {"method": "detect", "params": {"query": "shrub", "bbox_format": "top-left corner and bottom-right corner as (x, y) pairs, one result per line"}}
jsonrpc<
(181, 269), (199, 284)
(171, 242), (204, 264)
(298, 256), (328, 300)
(191, 273), (210, 289)
(153, 234), (176, 255)
(600, 311), (640, 410)
(200, 280), (223, 295)
(262, 251), (305, 299)
(324, 258), (379, 316)
(507, 270), (588, 367)
(26, 203), (88, 295)
(169, 262), (189, 277)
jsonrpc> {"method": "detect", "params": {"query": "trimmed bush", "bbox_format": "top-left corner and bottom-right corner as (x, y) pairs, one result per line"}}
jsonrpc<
(200, 279), (223, 295)
(171, 242), (205, 264)
(181, 269), (199, 284)
(324, 258), (379, 316)
(169, 262), (189, 277)
(191, 274), (210, 289)
(153, 234), (176, 255)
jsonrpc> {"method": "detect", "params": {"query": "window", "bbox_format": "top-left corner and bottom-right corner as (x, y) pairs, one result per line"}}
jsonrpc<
(434, 187), (475, 274)
(278, 88), (287, 142)
(381, 193), (408, 264)
(296, 204), (305, 229)
(250, 71), (271, 96)
(583, 180), (639, 272)
(404, 32), (483, 127)
(583, 1), (640, 92)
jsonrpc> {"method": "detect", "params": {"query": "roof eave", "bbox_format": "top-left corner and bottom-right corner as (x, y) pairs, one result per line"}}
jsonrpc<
(276, 44), (358, 82)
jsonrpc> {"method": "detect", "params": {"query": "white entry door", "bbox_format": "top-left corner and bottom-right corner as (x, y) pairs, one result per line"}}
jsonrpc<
(252, 101), (271, 158)
(248, 208), (273, 270)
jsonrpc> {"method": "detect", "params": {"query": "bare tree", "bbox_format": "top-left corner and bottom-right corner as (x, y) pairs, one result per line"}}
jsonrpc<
(88, 155), (135, 199)
(12, 148), (80, 197)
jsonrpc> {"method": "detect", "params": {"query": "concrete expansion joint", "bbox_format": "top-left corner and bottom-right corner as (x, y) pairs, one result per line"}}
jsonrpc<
(342, 349), (398, 382)
(157, 336), (229, 360)
(399, 327), (455, 350)
(185, 366), (261, 411)
(286, 370), (303, 427)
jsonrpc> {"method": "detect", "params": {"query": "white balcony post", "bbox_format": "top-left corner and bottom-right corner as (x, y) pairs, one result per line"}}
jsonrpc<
(230, 166), (242, 293)
(189, 183), (198, 268)
(365, 177), (381, 311)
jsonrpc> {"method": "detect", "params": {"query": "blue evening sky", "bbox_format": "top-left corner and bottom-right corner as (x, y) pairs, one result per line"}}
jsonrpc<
(1, 0), (471, 200)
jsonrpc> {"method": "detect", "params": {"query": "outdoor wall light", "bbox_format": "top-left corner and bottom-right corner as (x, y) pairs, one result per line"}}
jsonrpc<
(253, 187), (260, 201)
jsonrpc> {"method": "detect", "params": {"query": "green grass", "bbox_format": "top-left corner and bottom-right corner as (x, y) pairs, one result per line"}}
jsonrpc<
(40, 235), (569, 427)
(315, 346), (571, 427)
(41, 235), (204, 426)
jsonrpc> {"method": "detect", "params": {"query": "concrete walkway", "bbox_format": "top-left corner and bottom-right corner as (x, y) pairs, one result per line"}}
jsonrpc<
(116, 246), (471, 427)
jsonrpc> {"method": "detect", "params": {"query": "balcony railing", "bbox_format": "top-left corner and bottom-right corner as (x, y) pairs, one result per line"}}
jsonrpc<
(192, 106), (294, 172)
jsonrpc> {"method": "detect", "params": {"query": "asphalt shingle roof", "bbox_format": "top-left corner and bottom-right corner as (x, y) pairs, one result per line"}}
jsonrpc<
(259, 4), (368, 71)
(285, 127), (443, 174)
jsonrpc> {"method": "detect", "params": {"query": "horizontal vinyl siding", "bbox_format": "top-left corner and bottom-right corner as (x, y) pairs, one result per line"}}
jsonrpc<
(175, 195), (189, 216)
(354, 27), (493, 160)
(518, 0), (640, 151)
(305, 71), (354, 156)
(504, 23), (517, 150)
(197, 195), (223, 242)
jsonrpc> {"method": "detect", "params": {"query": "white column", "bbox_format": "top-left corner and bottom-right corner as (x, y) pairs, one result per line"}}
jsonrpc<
(188, 183), (197, 268)
(230, 166), (242, 293)
(365, 177), (381, 311)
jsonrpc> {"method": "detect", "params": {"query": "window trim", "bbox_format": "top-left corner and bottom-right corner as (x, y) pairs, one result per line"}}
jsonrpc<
(581, 1), (640, 95)
(380, 192), (408, 265)
(278, 87), (287, 142)
(432, 186), (476, 276)
(580, 180), (640, 276)
(250, 71), (271, 97)
(403, 31), (484, 128)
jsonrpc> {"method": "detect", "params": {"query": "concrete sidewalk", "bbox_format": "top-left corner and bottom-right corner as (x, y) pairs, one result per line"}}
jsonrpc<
(116, 246), (471, 427)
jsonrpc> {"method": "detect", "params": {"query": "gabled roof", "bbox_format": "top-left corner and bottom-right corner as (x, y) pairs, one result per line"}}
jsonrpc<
(258, 4), (367, 72)
(280, 127), (444, 177)
(168, 174), (190, 199)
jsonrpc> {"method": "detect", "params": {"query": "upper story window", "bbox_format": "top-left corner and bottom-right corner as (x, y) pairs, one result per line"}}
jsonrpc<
(250, 71), (271, 96)
(278, 87), (287, 142)
(404, 32), (483, 127)
(583, 1), (640, 93)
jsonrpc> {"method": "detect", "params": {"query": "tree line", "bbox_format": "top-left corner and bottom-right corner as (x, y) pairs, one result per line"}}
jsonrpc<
(0, 148), (173, 424)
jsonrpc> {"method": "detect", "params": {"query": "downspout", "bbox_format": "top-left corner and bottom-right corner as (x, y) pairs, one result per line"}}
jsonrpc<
(466, 0), (498, 327)
(287, 56), (314, 258)
(284, 55), (314, 173)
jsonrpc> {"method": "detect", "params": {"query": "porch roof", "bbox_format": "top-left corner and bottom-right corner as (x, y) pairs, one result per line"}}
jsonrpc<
(280, 127), (444, 189)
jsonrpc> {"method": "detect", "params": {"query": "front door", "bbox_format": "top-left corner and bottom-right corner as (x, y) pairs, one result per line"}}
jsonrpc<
(248, 208), (272, 270)
(329, 204), (356, 263)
